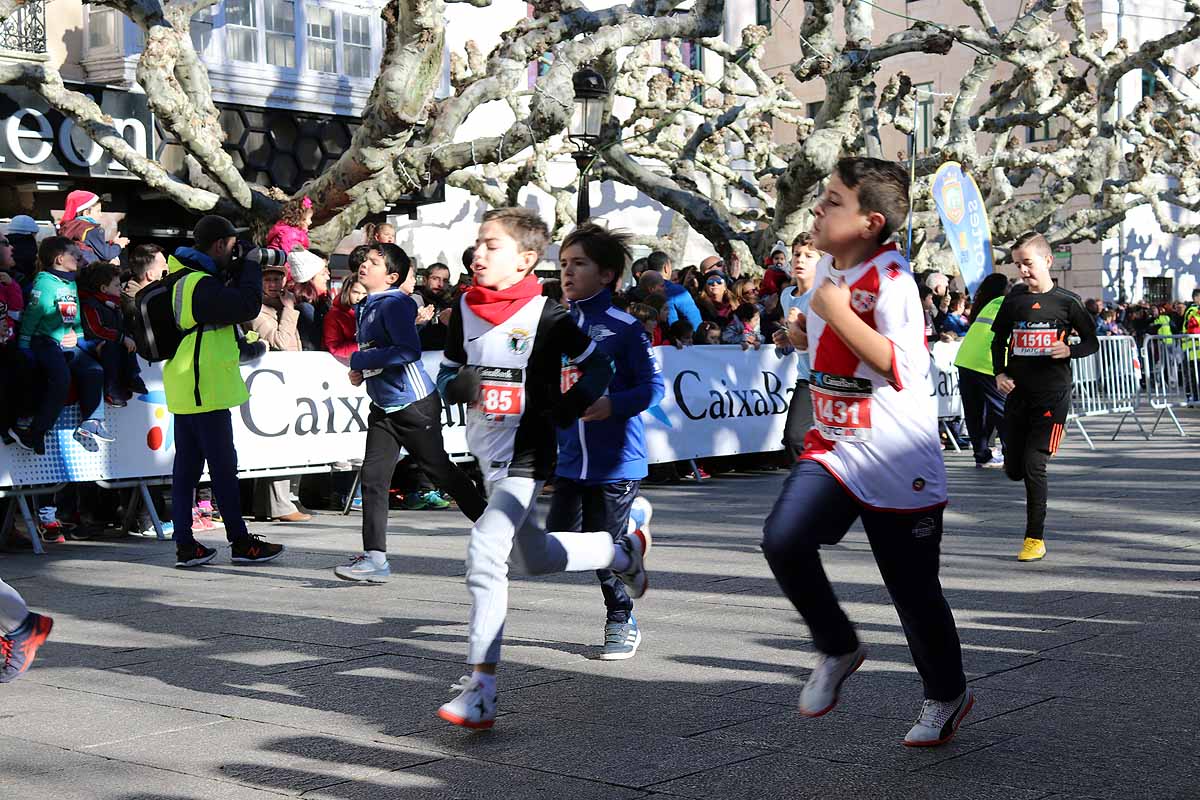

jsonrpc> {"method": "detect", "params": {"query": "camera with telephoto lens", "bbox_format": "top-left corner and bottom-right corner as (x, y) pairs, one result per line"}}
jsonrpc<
(227, 240), (288, 279)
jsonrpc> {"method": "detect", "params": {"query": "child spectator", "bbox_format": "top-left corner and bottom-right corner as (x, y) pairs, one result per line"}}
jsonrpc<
(323, 247), (370, 364)
(919, 284), (937, 343)
(57, 191), (127, 266)
(78, 261), (146, 407)
(14, 237), (109, 453)
(0, 250), (32, 445)
(722, 302), (763, 349)
(1096, 308), (1123, 336)
(759, 242), (791, 297)
(367, 222), (396, 244)
(938, 291), (970, 338)
(4, 215), (39, 285)
(265, 196), (312, 261)
(668, 319), (694, 348)
(694, 320), (722, 344)
(627, 302), (661, 345)
(286, 249), (332, 351)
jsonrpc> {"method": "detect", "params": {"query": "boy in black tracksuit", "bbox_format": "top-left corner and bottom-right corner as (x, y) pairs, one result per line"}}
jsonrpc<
(991, 233), (1098, 562)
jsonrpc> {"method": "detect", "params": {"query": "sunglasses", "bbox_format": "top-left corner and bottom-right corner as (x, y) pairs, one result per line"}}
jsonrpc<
(706, 277), (725, 286)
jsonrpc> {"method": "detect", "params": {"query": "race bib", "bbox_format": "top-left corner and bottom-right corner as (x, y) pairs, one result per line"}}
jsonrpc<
(561, 363), (581, 393)
(57, 300), (78, 325)
(1011, 327), (1058, 357)
(811, 372), (873, 442)
(477, 366), (524, 418)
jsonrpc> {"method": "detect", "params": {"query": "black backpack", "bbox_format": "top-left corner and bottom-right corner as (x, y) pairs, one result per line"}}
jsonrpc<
(130, 269), (199, 362)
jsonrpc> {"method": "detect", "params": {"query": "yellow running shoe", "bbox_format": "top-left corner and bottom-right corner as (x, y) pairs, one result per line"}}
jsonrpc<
(1017, 537), (1046, 562)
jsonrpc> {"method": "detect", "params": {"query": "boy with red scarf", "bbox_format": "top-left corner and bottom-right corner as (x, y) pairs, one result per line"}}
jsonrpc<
(434, 208), (650, 730)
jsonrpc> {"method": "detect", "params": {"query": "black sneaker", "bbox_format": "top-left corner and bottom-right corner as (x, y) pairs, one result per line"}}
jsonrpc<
(230, 534), (284, 564)
(175, 542), (218, 568)
(9, 427), (45, 456)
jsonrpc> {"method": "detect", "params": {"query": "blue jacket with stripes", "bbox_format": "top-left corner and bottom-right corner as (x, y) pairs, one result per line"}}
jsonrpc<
(556, 289), (665, 484)
(349, 288), (435, 411)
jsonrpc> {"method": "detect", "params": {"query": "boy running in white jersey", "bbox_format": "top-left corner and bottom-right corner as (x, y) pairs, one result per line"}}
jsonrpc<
(435, 208), (650, 730)
(761, 158), (970, 747)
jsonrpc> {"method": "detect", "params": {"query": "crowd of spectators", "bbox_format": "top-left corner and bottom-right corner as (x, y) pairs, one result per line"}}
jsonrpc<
(5, 191), (1199, 542)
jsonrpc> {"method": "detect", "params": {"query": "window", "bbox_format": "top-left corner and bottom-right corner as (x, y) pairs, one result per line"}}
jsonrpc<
(1027, 117), (1054, 143)
(264, 0), (296, 68)
(1142, 69), (1158, 99)
(914, 82), (934, 153)
(342, 12), (372, 78)
(191, 7), (214, 57)
(306, 4), (335, 72)
(88, 8), (116, 49)
(226, 0), (259, 62)
(756, 0), (771, 28)
(1143, 276), (1173, 305)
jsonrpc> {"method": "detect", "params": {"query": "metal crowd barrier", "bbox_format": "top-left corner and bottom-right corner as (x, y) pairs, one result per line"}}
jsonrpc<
(1068, 335), (1148, 449)
(1141, 334), (1200, 436)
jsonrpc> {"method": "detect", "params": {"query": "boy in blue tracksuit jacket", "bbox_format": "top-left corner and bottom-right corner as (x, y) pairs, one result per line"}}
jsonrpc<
(548, 224), (665, 660)
(333, 243), (486, 584)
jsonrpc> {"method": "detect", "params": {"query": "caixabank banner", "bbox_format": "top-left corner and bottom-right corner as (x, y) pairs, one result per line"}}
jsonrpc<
(0, 346), (956, 487)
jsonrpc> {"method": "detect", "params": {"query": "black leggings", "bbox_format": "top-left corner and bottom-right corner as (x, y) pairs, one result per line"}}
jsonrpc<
(360, 394), (486, 552)
(1003, 387), (1071, 540)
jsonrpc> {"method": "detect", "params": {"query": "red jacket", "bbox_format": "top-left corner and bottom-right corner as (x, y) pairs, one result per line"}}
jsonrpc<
(323, 298), (358, 363)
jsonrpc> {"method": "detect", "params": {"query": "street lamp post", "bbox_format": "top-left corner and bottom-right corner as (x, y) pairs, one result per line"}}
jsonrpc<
(569, 67), (607, 224)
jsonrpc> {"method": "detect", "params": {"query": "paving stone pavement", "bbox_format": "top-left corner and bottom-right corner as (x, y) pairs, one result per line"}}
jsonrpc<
(2, 414), (1198, 800)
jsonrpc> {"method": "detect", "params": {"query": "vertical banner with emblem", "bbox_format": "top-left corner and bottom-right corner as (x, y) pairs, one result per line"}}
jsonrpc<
(932, 161), (994, 295)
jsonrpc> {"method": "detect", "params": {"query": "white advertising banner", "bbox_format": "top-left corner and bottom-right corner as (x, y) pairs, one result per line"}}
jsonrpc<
(929, 340), (963, 419)
(0, 343), (963, 488)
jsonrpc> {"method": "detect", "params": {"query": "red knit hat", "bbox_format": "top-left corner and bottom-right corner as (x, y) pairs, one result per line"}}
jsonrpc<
(61, 190), (99, 224)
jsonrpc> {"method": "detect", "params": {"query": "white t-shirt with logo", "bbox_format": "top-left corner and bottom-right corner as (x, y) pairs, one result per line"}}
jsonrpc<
(802, 246), (947, 511)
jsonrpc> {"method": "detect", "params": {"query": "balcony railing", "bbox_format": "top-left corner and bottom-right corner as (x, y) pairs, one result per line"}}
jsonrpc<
(0, 0), (47, 55)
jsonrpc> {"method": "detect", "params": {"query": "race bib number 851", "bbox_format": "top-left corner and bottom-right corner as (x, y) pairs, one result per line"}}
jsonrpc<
(475, 366), (525, 418)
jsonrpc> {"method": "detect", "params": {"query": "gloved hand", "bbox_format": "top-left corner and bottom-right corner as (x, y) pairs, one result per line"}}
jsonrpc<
(443, 366), (482, 405)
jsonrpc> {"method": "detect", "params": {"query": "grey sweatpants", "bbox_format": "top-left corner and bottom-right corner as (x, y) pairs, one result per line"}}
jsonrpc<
(466, 476), (618, 665)
(0, 578), (29, 635)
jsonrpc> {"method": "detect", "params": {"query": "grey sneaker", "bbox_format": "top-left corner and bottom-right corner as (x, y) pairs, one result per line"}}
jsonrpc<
(599, 617), (641, 661)
(75, 419), (115, 443)
(333, 553), (391, 583)
(799, 645), (866, 717)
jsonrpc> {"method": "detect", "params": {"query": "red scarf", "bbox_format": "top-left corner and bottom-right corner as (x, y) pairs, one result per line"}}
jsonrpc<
(464, 275), (542, 325)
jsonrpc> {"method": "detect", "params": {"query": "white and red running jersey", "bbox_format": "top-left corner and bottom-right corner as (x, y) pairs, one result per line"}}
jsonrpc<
(802, 245), (948, 511)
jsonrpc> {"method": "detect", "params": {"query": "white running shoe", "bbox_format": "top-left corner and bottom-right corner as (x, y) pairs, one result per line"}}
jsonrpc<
(627, 495), (653, 543)
(799, 645), (866, 717)
(333, 554), (392, 583)
(437, 674), (497, 729)
(904, 689), (974, 747)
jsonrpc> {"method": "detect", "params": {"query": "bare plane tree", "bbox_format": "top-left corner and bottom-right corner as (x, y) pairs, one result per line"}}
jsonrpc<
(3, 0), (1199, 272)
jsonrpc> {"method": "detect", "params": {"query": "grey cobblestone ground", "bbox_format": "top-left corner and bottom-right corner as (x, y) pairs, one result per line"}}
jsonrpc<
(2, 412), (1198, 799)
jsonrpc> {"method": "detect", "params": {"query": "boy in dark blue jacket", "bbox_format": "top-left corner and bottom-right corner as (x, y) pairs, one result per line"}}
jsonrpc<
(548, 224), (664, 659)
(333, 243), (486, 583)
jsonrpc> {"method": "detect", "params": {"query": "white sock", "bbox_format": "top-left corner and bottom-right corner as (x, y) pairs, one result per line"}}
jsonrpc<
(610, 542), (632, 573)
(473, 670), (497, 694)
(366, 550), (387, 566)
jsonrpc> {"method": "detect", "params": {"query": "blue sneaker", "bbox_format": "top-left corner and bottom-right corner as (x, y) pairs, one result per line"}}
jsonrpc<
(599, 616), (641, 661)
(1, 612), (54, 683)
(334, 553), (391, 583)
(131, 520), (174, 538)
(74, 419), (115, 443)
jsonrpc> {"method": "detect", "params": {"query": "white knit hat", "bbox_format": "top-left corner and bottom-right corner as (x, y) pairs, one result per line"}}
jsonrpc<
(287, 249), (326, 284)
